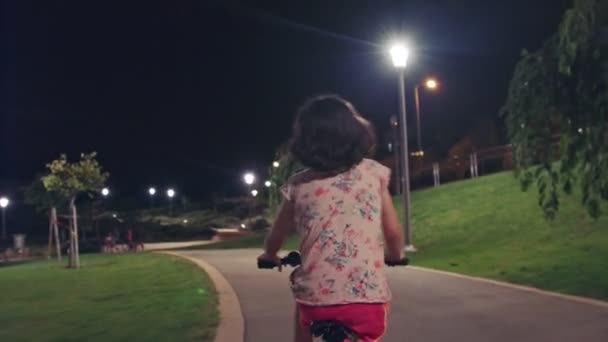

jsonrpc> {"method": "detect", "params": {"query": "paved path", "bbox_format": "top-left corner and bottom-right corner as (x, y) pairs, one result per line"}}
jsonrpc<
(143, 240), (213, 251)
(176, 249), (608, 342)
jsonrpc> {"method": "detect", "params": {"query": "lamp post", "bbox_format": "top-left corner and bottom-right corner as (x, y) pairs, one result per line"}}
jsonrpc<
(167, 188), (175, 216)
(413, 78), (438, 154)
(243, 173), (255, 226)
(390, 43), (416, 252)
(0, 197), (9, 240)
(148, 187), (156, 208)
(389, 115), (401, 194)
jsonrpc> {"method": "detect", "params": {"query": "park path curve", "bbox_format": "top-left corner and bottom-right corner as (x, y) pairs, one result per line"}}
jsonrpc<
(174, 249), (608, 342)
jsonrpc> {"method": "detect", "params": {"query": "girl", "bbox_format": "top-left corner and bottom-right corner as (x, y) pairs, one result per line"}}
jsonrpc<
(258, 95), (405, 342)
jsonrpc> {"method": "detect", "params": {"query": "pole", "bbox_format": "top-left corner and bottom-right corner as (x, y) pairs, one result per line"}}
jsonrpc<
(52, 207), (61, 262)
(169, 198), (173, 217)
(433, 163), (440, 187)
(414, 85), (422, 153)
(397, 70), (415, 252)
(248, 185), (253, 227)
(1, 208), (6, 240)
(391, 116), (401, 195)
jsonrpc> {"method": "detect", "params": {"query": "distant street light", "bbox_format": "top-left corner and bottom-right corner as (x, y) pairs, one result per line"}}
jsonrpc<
(0, 197), (9, 240)
(264, 180), (272, 188)
(101, 187), (110, 197)
(167, 188), (176, 216)
(148, 187), (156, 208)
(244, 173), (255, 185)
(414, 77), (440, 154)
(243, 172), (256, 225)
(390, 41), (416, 252)
(272, 161), (280, 168)
(251, 189), (259, 197)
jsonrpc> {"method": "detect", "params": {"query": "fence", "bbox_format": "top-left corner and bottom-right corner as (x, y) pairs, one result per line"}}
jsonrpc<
(394, 144), (515, 192)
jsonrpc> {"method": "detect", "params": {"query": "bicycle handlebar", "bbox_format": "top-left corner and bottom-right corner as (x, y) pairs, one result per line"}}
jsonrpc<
(257, 251), (408, 269)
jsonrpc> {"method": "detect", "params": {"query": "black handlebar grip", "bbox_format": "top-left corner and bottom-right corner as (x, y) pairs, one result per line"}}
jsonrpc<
(257, 259), (278, 269)
(283, 251), (302, 267)
(385, 257), (409, 267)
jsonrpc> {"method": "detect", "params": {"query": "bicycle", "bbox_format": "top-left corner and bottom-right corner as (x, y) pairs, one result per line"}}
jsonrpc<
(258, 251), (408, 342)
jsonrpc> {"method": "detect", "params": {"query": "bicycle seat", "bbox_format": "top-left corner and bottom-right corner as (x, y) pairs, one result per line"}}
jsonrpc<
(310, 320), (355, 342)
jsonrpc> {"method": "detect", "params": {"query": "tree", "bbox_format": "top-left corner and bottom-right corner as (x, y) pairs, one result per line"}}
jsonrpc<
(23, 178), (67, 261)
(267, 144), (304, 216)
(502, 0), (608, 219)
(41, 153), (109, 268)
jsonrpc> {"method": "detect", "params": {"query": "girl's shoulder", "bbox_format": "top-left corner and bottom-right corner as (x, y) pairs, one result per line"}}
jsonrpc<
(358, 159), (391, 187)
(285, 168), (315, 186)
(280, 168), (316, 201)
(360, 158), (391, 174)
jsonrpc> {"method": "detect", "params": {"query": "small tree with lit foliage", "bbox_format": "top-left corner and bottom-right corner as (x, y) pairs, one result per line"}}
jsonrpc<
(42, 153), (109, 268)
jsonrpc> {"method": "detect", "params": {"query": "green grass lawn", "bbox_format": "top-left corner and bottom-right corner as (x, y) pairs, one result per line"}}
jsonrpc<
(0, 253), (218, 342)
(191, 171), (608, 300)
(405, 172), (608, 300)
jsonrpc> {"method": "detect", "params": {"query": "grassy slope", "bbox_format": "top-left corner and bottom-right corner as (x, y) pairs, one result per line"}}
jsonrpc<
(0, 253), (219, 341)
(189, 172), (608, 300)
(404, 172), (608, 300)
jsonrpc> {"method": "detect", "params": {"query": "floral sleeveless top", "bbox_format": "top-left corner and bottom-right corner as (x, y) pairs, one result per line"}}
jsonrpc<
(282, 159), (392, 306)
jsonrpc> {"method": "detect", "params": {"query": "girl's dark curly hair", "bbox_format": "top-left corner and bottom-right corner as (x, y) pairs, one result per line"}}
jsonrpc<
(289, 94), (376, 172)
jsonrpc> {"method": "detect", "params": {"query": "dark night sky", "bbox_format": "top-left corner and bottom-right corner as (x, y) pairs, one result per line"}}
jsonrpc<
(1, 0), (571, 200)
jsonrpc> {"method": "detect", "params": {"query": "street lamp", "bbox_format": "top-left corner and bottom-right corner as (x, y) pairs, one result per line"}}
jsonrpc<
(148, 187), (156, 208)
(251, 189), (259, 197)
(243, 172), (256, 225)
(414, 77), (439, 154)
(101, 187), (110, 197)
(0, 197), (9, 240)
(390, 42), (416, 252)
(167, 188), (175, 216)
(264, 180), (271, 188)
(272, 161), (280, 168)
(244, 173), (255, 186)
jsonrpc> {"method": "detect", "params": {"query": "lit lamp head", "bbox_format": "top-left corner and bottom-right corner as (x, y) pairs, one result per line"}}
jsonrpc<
(101, 188), (110, 197)
(264, 180), (271, 188)
(244, 173), (255, 186)
(251, 189), (259, 197)
(148, 187), (156, 196)
(0, 197), (9, 208)
(390, 43), (409, 68)
(425, 78), (438, 89)
(167, 189), (175, 198)
(272, 161), (280, 168)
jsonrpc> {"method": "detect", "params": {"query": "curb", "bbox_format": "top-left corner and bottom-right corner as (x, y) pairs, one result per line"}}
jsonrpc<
(160, 251), (245, 342)
(408, 265), (608, 310)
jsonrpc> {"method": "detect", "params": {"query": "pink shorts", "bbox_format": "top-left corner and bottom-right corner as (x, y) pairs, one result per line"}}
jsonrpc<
(298, 303), (389, 341)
